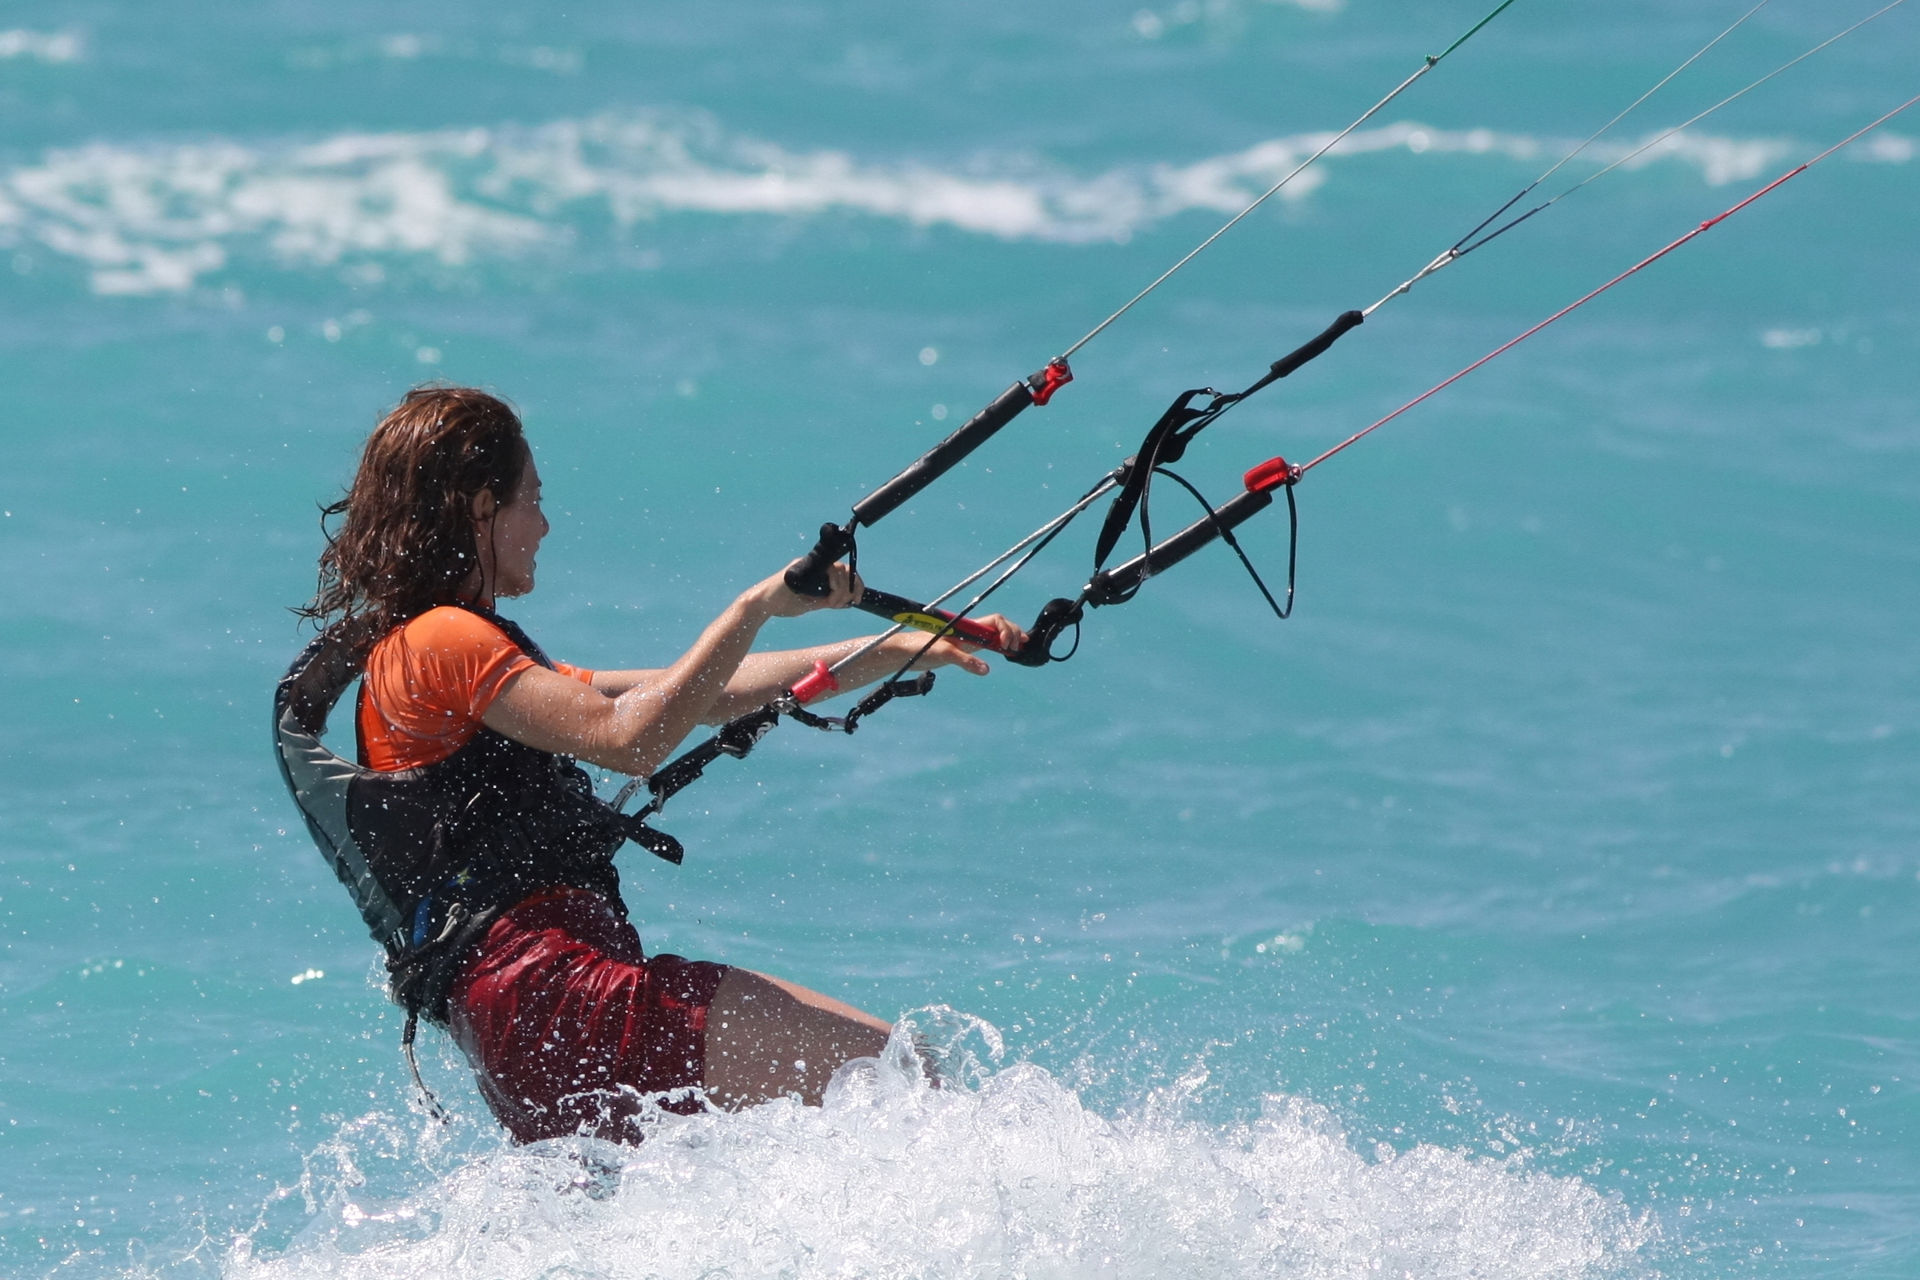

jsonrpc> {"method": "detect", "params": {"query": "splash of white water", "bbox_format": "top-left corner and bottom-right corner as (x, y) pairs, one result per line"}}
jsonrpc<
(219, 1013), (1653, 1280)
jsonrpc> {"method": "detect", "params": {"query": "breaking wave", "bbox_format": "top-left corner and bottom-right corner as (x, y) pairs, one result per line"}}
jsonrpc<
(0, 109), (1901, 296)
(212, 1014), (1653, 1280)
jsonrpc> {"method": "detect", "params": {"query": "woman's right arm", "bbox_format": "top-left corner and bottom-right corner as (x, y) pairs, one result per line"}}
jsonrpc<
(480, 567), (854, 775)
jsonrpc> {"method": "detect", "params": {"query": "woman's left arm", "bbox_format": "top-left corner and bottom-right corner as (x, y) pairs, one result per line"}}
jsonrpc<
(587, 616), (1027, 724)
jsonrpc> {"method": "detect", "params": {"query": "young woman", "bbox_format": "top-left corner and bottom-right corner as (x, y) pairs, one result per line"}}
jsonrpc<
(276, 386), (1023, 1143)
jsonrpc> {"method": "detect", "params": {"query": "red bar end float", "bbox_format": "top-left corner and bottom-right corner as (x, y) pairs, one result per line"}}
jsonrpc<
(1028, 359), (1074, 406)
(1243, 455), (1296, 493)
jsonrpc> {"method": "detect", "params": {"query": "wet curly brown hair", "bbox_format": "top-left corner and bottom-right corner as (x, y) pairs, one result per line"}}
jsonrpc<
(298, 386), (530, 633)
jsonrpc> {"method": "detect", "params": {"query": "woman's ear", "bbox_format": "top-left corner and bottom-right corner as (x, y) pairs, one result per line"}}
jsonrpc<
(470, 489), (498, 523)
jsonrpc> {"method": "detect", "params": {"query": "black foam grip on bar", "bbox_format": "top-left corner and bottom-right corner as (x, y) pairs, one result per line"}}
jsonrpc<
(785, 522), (856, 597)
(851, 380), (1034, 527)
(1269, 309), (1364, 381)
(856, 586), (924, 623)
(1085, 486), (1275, 605)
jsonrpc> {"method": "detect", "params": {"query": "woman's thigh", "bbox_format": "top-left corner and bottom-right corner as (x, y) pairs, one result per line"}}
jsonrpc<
(702, 968), (890, 1108)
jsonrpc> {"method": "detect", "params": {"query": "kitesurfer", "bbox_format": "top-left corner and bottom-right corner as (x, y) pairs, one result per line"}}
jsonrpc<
(279, 385), (1024, 1143)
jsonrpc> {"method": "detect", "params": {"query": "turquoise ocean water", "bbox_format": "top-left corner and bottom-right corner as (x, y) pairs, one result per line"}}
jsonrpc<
(2, 1), (1916, 1275)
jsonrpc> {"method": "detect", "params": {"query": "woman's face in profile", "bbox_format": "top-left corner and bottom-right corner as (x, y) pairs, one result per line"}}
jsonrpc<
(488, 447), (548, 599)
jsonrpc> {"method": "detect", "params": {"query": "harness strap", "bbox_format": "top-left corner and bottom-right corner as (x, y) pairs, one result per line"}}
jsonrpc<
(386, 900), (502, 1024)
(401, 1008), (451, 1124)
(387, 899), (506, 1123)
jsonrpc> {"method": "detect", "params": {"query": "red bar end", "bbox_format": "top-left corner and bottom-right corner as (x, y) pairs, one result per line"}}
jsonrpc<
(1029, 359), (1073, 406)
(1244, 456), (1295, 492)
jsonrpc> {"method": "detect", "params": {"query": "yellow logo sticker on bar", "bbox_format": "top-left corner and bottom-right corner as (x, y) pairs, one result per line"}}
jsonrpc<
(892, 612), (952, 636)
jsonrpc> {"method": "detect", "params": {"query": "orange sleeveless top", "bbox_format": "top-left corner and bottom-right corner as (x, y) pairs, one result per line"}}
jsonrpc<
(357, 606), (595, 771)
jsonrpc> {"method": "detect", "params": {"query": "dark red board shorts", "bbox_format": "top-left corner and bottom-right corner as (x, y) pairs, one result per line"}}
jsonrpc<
(448, 887), (728, 1144)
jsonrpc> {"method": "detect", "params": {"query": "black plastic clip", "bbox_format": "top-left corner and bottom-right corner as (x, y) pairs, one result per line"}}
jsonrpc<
(842, 671), (936, 732)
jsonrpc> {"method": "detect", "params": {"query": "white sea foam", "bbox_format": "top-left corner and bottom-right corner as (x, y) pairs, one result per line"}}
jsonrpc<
(221, 1015), (1652, 1280)
(0, 28), (84, 62)
(0, 131), (547, 296)
(0, 111), (1895, 296)
(1861, 131), (1916, 164)
(1134, 0), (1346, 41)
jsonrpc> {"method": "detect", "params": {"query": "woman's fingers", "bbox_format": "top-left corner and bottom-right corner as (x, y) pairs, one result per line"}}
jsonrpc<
(946, 613), (1029, 656)
(926, 637), (990, 675)
(982, 612), (1030, 654)
(892, 613), (1029, 673)
(891, 632), (993, 675)
(954, 646), (990, 675)
(827, 563), (863, 608)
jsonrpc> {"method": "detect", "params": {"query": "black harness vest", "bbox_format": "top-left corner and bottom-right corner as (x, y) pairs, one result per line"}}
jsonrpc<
(273, 607), (630, 1027)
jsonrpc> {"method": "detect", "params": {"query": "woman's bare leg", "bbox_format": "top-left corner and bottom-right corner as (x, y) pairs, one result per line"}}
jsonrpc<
(702, 968), (890, 1108)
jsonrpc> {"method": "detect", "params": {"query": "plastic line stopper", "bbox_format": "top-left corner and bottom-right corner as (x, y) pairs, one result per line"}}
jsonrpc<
(789, 661), (840, 705)
(1243, 456), (1296, 493)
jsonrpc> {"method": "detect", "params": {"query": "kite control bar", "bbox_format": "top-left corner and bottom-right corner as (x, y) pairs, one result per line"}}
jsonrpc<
(838, 449), (1309, 666)
(813, 307), (1362, 662)
(819, 309), (1365, 666)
